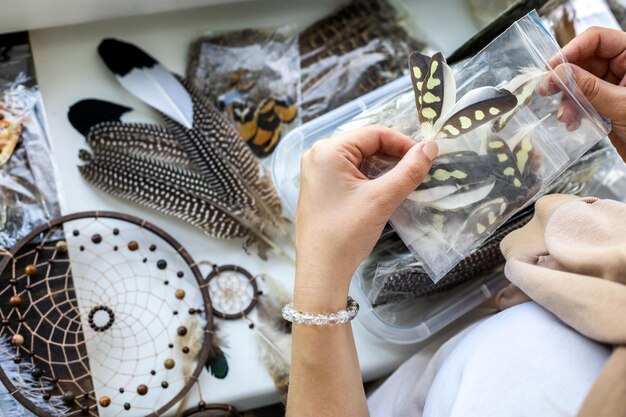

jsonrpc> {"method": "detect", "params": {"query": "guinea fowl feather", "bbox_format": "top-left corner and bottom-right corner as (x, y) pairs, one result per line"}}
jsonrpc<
(69, 98), (284, 259)
(78, 154), (274, 255)
(86, 121), (191, 166)
(175, 76), (283, 216)
(95, 39), (290, 254)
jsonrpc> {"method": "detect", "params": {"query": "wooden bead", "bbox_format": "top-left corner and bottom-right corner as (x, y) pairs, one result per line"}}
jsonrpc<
(55, 240), (68, 253)
(164, 358), (175, 369)
(25, 265), (37, 277)
(175, 289), (185, 300)
(9, 295), (22, 307)
(11, 334), (24, 346)
(128, 241), (139, 251)
(98, 396), (111, 407)
(137, 384), (148, 395)
(177, 326), (187, 337)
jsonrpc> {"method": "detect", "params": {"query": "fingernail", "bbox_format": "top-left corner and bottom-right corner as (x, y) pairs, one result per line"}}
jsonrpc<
(557, 106), (564, 120)
(421, 140), (438, 161)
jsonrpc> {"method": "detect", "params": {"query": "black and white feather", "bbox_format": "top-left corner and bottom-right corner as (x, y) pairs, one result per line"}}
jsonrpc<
(69, 98), (285, 260)
(96, 39), (286, 238)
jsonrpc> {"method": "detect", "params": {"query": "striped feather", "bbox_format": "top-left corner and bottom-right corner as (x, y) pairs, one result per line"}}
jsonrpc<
(78, 153), (275, 258)
(86, 121), (192, 167)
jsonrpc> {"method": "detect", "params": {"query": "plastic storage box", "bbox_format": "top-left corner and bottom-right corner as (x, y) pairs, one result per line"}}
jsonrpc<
(271, 77), (509, 344)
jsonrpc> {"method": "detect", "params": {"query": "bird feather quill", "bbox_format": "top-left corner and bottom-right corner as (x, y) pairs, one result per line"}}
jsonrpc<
(96, 39), (288, 245)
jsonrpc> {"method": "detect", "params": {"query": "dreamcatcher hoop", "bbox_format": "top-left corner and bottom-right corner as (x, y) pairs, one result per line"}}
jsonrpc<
(203, 264), (260, 320)
(0, 211), (214, 417)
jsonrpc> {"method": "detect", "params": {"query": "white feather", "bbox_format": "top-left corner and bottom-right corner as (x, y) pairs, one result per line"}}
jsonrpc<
(407, 185), (460, 203)
(118, 65), (193, 129)
(440, 62), (457, 120)
(507, 114), (551, 149)
(430, 178), (496, 211)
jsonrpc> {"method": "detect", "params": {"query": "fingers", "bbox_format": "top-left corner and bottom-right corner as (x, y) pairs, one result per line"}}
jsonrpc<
(328, 125), (416, 166)
(541, 63), (626, 122)
(371, 140), (438, 207)
(548, 26), (626, 69)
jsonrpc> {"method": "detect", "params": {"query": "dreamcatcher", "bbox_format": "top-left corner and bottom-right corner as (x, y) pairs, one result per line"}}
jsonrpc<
(200, 261), (292, 403)
(0, 211), (234, 417)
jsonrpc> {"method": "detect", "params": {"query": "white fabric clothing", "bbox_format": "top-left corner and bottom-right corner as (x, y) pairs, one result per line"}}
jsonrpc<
(369, 302), (610, 417)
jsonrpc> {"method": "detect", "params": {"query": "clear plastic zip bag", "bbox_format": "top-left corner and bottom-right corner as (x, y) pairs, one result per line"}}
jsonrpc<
(364, 142), (616, 306)
(357, 11), (609, 282)
(0, 76), (61, 248)
(187, 26), (300, 158)
(299, 0), (428, 123)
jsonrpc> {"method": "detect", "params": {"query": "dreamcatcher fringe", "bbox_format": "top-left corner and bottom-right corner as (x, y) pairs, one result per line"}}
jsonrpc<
(255, 277), (292, 403)
(0, 336), (70, 417)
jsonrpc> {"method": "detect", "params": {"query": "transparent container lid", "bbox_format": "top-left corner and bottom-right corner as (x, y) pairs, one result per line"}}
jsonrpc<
(271, 76), (509, 344)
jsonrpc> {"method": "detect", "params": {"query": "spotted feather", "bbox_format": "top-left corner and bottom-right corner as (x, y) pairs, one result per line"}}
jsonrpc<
(484, 135), (525, 196)
(408, 52), (430, 114)
(78, 150), (274, 258)
(408, 51), (517, 139)
(86, 121), (192, 167)
(435, 86), (518, 138)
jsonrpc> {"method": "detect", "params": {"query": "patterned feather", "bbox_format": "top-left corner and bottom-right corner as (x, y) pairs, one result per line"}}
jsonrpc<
(77, 150), (274, 257)
(484, 136), (524, 192)
(86, 121), (191, 167)
(408, 51), (518, 139)
(173, 76), (284, 218)
(69, 99), (286, 259)
(98, 39), (194, 128)
(495, 67), (545, 131)
(96, 39), (286, 237)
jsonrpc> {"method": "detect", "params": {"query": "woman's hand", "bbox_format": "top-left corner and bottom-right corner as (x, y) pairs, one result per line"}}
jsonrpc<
(294, 125), (437, 310)
(540, 26), (626, 161)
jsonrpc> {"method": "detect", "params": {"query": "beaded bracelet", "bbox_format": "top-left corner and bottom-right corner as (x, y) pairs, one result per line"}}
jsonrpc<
(281, 296), (359, 325)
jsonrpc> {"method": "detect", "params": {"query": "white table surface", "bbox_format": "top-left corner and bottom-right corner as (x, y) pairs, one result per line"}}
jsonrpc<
(28, 0), (480, 410)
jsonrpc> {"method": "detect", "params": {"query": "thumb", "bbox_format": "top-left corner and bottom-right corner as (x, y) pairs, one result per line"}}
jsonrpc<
(551, 63), (626, 121)
(372, 140), (437, 206)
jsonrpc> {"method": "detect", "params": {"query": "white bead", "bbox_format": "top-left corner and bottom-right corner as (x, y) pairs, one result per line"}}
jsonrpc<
(327, 313), (339, 325)
(337, 310), (350, 323)
(292, 311), (302, 323)
(301, 312), (314, 325)
(313, 314), (327, 325)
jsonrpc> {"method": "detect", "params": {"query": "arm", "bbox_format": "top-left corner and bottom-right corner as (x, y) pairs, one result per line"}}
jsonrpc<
(540, 27), (626, 161)
(286, 126), (438, 417)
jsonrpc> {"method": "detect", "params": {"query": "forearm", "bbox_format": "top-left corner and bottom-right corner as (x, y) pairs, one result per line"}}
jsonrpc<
(286, 271), (369, 417)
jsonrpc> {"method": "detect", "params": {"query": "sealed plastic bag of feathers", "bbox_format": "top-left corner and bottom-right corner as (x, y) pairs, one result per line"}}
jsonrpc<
(353, 11), (609, 282)
(362, 142), (616, 306)
(186, 26), (300, 158)
(0, 75), (61, 248)
(299, 0), (429, 123)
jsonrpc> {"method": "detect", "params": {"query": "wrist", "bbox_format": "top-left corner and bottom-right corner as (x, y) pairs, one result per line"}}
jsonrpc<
(294, 268), (352, 312)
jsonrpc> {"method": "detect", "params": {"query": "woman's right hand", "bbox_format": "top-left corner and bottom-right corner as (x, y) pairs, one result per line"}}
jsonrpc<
(540, 26), (626, 161)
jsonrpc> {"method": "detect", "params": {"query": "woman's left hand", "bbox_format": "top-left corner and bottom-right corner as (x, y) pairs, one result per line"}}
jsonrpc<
(295, 125), (438, 309)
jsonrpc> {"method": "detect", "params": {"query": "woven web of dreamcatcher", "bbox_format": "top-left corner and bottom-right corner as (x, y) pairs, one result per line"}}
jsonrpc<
(0, 212), (212, 417)
(206, 265), (259, 320)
